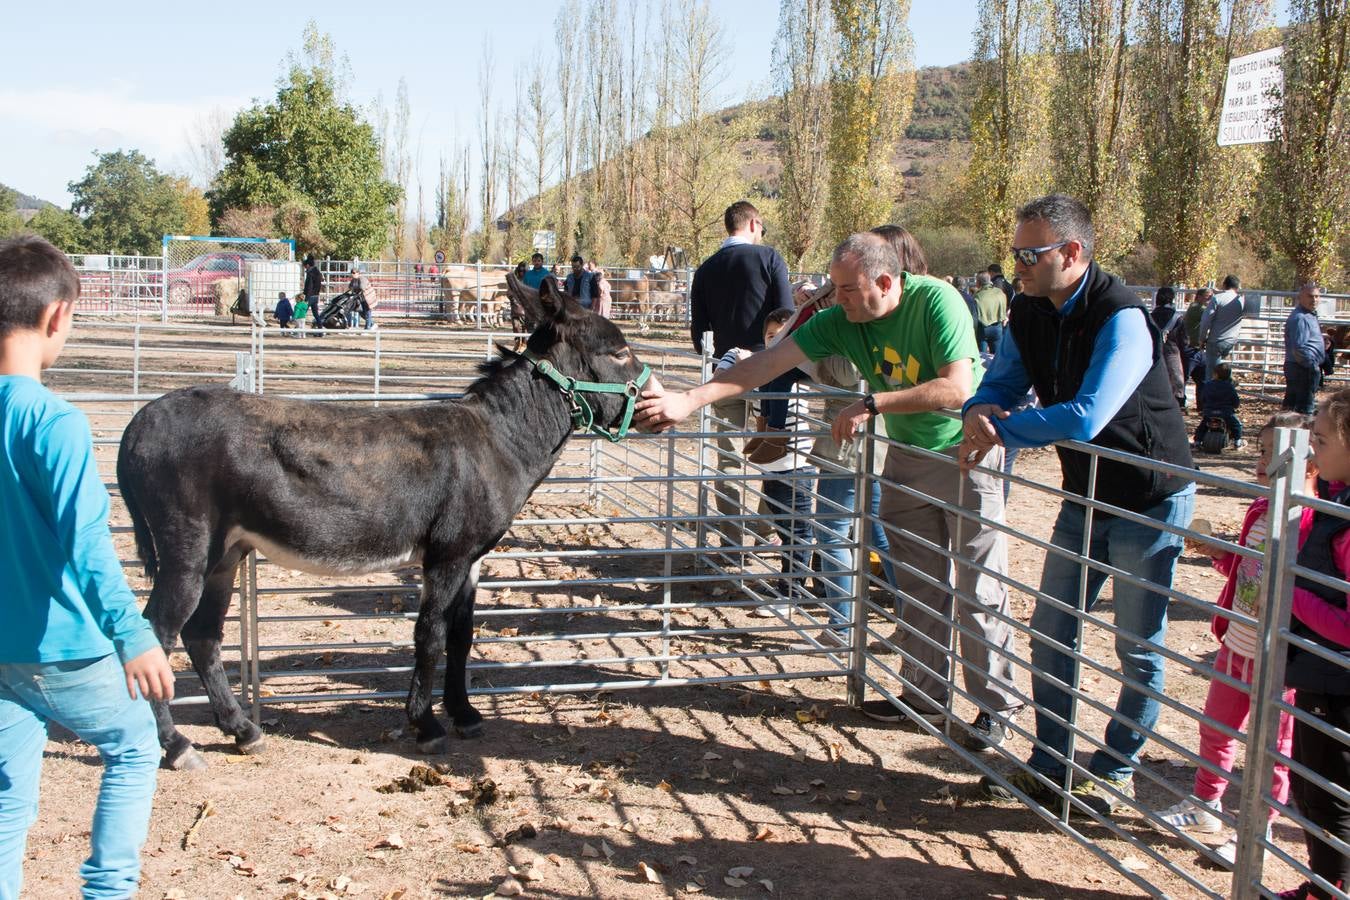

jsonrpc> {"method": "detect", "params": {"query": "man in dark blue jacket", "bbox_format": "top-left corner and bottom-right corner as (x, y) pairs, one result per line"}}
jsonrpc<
(689, 200), (793, 546)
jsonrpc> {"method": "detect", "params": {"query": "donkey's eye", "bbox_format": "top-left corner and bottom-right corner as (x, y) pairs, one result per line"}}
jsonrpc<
(613, 348), (632, 361)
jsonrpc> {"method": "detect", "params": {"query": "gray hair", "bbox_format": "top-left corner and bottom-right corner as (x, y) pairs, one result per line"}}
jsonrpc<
(976, 272), (991, 288)
(831, 233), (901, 283)
(1015, 194), (1095, 260)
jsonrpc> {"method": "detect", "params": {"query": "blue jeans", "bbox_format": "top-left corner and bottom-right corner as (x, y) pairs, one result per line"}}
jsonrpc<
(981, 323), (1004, 358)
(814, 470), (897, 626)
(0, 655), (159, 900)
(1026, 485), (1194, 783)
(762, 467), (816, 600)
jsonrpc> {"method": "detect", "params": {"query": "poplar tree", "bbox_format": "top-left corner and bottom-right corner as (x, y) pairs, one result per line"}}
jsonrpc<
(964, 0), (1053, 261)
(1135, 0), (1269, 284)
(1258, 0), (1349, 284)
(825, 0), (915, 244)
(773, 0), (835, 269)
(1050, 0), (1140, 265)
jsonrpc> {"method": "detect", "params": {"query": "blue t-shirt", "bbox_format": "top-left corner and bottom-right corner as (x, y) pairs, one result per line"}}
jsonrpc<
(522, 266), (550, 290)
(0, 376), (159, 664)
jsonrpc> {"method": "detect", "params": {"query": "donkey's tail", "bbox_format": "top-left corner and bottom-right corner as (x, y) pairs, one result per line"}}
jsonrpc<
(116, 456), (158, 581)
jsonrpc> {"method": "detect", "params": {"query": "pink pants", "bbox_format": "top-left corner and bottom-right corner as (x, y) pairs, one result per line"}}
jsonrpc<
(1195, 645), (1295, 821)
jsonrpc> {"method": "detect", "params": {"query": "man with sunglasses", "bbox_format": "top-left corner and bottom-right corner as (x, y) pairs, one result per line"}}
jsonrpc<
(958, 194), (1195, 819)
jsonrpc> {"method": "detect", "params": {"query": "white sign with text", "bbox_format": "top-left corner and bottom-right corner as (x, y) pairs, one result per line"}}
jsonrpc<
(1218, 46), (1284, 146)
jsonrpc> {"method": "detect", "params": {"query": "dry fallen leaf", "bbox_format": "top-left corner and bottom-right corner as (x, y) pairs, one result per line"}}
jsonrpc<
(676, 854), (697, 866)
(1120, 856), (1150, 872)
(844, 790), (862, 803)
(771, 785), (794, 795)
(374, 833), (405, 850)
(601, 840), (615, 861)
(728, 866), (755, 878)
(685, 883), (704, 894)
(656, 780), (674, 792)
(759, 878), (775, 892)
(828, 742), (843, 763)
(495, 876), (525, 897)
(752, 825), (774, 842)
(725, 877), (748, 888)
(702, 751), (722, 761)
(875, 797), (887, 812)
(455, 842), (485, 854)
(581, 843), (601, 859)
(636, 861), (662, 884)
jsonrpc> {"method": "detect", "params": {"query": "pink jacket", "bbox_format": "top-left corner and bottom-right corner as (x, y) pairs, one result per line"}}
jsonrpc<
(1210, 497), (1315, 643)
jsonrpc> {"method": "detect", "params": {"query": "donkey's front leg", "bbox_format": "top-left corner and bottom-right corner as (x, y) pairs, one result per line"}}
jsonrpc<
(443, 572), (482, 739)
(407, 563), (466, 754)
(182, 558), (263, 755)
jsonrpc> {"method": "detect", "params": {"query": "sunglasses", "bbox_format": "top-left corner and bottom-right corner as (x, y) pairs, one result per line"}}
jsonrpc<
(1010, 241), (1069, 267)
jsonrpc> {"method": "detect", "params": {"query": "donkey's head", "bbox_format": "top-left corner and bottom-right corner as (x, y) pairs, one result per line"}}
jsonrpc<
(505, 272), (649, 441)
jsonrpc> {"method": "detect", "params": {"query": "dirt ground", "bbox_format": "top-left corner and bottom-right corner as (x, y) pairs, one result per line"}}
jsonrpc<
(20, 321), (1304, 899)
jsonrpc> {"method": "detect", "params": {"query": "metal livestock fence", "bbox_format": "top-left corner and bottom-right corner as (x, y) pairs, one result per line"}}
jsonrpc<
(50, 319), (1350, 899)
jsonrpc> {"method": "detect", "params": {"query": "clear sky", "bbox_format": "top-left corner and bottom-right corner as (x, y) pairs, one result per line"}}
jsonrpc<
(3, 1), (980, 210)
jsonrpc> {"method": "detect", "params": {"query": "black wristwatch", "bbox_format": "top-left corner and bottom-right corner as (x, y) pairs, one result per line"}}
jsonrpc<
(863, 393), (879, 417)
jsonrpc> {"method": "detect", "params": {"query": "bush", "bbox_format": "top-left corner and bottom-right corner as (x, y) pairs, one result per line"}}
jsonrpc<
(910, 226), (987, 280)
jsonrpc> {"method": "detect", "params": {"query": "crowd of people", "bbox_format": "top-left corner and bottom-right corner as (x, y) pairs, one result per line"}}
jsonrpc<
(636, 197), (1348, 900)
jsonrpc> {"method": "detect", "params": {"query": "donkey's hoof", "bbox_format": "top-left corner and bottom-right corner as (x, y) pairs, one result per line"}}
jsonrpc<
(416, 735), (449, 755)
(167, 747), (208, 771)
(236, 734), (266, 755)
(455, 721), (484, 739)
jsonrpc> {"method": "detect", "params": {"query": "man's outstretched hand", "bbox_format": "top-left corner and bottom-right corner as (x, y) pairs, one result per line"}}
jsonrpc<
(635, 380), (695, 433)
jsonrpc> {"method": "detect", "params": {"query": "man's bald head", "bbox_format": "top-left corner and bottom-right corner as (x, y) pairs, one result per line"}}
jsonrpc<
(831, 233), (902, 284)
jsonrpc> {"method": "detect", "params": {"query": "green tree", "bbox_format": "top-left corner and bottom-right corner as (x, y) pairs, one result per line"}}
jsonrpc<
(208, 27), (399, 259)
(1135, 0), (1268, 284)
(1050, 0), (1140, 266)
(25, 206), (87, 252)
(825, 0), (915, 245)
(964, 0), (1053, 261)
(68, 150), (186, 255)
(0, 186), (23, 236)
(1258, 0), (1349, 285)
(773, 0), (835, 269)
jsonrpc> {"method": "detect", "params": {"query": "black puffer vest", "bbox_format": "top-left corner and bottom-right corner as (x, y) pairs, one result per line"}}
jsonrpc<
(1007, 263), (1194, 512)
(1290, 487), (1350, 694)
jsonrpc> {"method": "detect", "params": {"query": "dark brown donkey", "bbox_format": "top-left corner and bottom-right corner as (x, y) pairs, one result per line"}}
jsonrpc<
(117, 276), (649, 770)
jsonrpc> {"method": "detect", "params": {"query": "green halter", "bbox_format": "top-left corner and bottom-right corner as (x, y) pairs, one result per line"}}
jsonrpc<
(520, 350), (652, 443)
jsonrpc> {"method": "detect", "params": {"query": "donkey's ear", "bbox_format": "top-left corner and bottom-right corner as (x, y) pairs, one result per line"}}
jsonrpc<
(505, 270), (545, 324)
(538, 274), (582, 322)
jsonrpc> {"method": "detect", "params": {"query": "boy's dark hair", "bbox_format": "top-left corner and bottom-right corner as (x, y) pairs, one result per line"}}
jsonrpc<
(1222, 274), (1241, 290)
(1214, 363), (1232, 380)
(987, 263), (1004, 277)
(764, 308), (793, 329)
(0, 235), (81, 337)
(724, 200), (760, 234)
(531, 252), (544, 262)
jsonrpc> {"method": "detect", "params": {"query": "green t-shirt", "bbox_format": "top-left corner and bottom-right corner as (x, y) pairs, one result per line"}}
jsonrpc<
(791, 272), (981, 450)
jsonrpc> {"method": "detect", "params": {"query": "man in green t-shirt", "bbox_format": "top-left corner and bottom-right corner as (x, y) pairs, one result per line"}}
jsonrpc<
(637, 232), (1022, 751)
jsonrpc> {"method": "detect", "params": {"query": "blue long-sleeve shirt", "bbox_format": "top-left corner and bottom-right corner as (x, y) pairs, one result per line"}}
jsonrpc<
(1285, 306), (1325, 368)
(1, 376), (159, 664)
(964, 283), (1153, 449)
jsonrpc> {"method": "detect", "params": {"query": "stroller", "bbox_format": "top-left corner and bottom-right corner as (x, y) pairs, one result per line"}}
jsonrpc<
(315, 287), (367, 330)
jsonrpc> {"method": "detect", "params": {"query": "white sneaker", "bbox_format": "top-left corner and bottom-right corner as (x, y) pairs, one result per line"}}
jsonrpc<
(752, 604), (790, 618)
(1215, 824), (1270, 868)
(1157, 796), (1224, 834)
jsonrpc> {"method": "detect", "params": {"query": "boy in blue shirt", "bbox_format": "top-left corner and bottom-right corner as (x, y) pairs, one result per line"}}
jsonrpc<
(0, 235), (174, 899)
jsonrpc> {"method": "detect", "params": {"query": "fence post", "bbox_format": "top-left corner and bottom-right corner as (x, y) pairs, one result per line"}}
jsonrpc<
(475, 261), (483, 329)
(1230, 426), (1308, 899)
(695, 333), (714, 563)
(373, 328), (382, 407)
(159, 238), (169, 323)
(1060, 453), (1100, 822)
(846, 414), (872, 708)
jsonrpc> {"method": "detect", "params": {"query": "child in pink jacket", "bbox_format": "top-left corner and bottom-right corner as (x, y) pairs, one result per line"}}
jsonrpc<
(1156, 412), (1316, 866)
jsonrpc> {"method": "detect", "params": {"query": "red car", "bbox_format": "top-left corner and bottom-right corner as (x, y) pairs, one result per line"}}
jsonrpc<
(165, 251), (266, 305)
